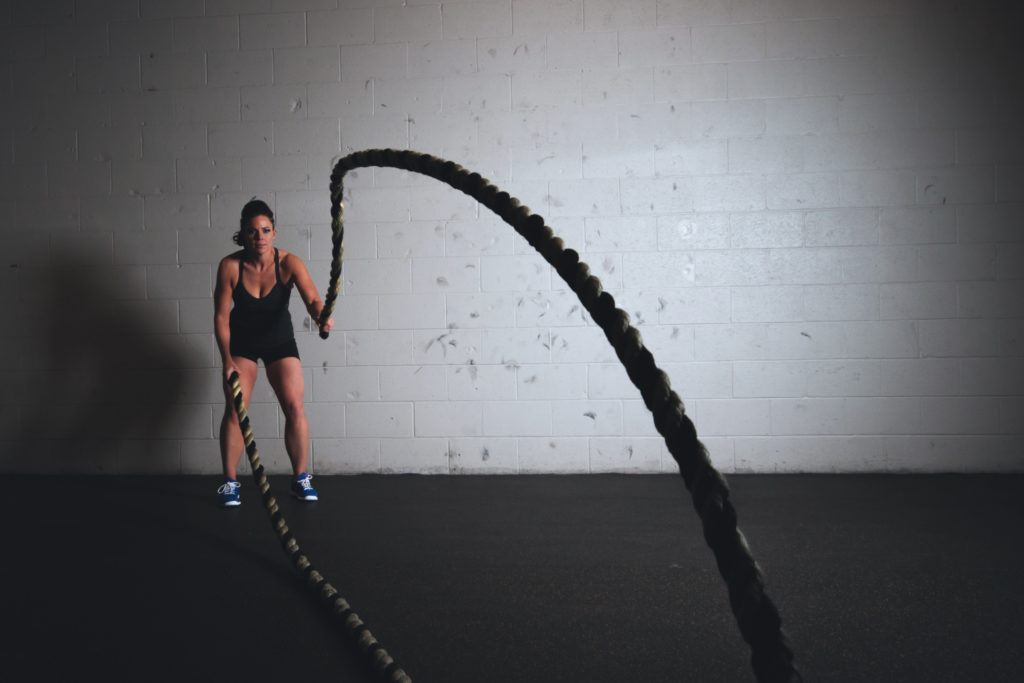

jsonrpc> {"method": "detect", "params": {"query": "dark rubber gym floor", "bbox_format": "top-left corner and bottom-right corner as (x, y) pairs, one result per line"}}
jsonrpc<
(2, 474), (1022, 682)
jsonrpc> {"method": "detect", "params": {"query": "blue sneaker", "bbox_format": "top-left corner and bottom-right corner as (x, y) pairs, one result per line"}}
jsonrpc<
(291, 472), (319, 501)
(217, 479), (241, 507)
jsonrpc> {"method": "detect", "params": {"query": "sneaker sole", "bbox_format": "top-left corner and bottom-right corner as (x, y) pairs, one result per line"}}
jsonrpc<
(291, 492), (318, 501)
(222, 500), (241, 507)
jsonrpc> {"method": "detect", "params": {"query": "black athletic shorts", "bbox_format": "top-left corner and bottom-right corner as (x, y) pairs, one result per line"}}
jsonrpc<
(230, 338), (300, 366)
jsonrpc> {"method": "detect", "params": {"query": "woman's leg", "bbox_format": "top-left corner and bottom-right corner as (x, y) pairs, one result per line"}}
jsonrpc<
(219, 357), (259, 480)
(266, 356), (309, 475)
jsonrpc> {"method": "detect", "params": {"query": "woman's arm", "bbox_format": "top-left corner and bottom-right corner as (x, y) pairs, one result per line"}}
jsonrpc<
(214, 256), (236, 378)
(286, 253), (334, 334)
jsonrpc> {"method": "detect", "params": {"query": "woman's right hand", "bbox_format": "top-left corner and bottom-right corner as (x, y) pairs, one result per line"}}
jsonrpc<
(224, 363), (240, 383)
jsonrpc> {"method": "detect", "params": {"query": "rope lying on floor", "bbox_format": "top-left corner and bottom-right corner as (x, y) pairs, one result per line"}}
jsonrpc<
(232, 148), (801, 683)
(227, 371), (411, 683)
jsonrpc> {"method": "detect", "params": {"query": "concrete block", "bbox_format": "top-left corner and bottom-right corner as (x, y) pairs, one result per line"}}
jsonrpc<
(767, 172), (839, 209)
(512, 70), (580, 108)
(766, 18), (839, 59)
(735, 436), (884, 473)
(443, 1), (512, 40)
(694, 323), (767, 361)
(550, 399), (621, 436)
(312, 438), (379, 474)
(207, 49), (273, 87)
(381, 438), (449, 474)
(413, 328), (483, 366)
(449, 437), (518, 474)
(841, 320), (917, 359)
(47, 159), (111, 196)
(879, 283), (956, 320)
(804, 207), (878, 246)
(340, 112), (409, 154)
(448, 364), (516, 400)
(341, 257), (410, 295)
(113, 230), (177, 265)
(77, 125), (141, 164)
(307, 8), (372, 46)
(80, 195), (143, 232)
(375, 4), (441, 44)
(144, 194), (210, 231)
(546, 31), (616, 70)
(734, 360), (807, 398)
(177, 87), (242, 123)
(583, 216), (656, 253)
(444, 218), (515, 257)
(379, 294), (447, 329)
(958, 281), (1024, 319)
(481, 255), (551, 292)
(477, 36), (546, 74)
(655, 0), (731, 26)
(692, 98), (765, 138)
(408, 40), (477, 79)
(617, 27), (689, 67)
(696, 398), (770, 436)
(623, 400), (660, 436)
(727, 60), (802, 99)
(918, 166), (994, 206)
(240, 84), (307, 121)
(518, 437), (588, 473)
(654, 64), (727, 102)
(693, 249), (774, 287)
(766, 96), (838, 135)
(346, 402), (413, 438)
(109, 90), (176, 126)
(44, 21), (108, 58)
(481, 328), (551, 365)
(513, 290), (589, 327)
(140, 0), (203, 19)
(918, 318), (1003, 358)
(446, 293), (516, 328)
(239, 12), (304, 50)
(770, 398), (844, 435)
(146, 263), (211, 299)
(345, 330), (413, 365)
(960, 358), (1024, 396)
(274, 118), (340, 156)
(208, 121), (272, 157)
(728, 211), (802, 248)
(805, 359), (882, 397)
(274, 46), (341, 84)
(377, 221), (444, 259)
(840, 170), (916, 207)
(512, 0), (581, 34)
(308, 81), (373, 119)
(176, 157), (241, 194)
(693, 22), (765, 62)
(732, 285), (805, 322)
(76, 55), (141, 93)
(172, 15), (239, 52)
(380, 365), (447, 401)
(838, 92), (917, 133)
(511, 363), (587, 400)
(374, 77), (441, 115)
(663, 361), (733, 398)
(141, 51), (204, 90)
(582, 66), (654, 106)
(241, 155), (306, 191)
(590, 437), (661, 473)
(142, 123), (206, 159)
(304, 402), (346, 438)
(415, 400), (483, 436)
(918, 244), (996, 282)
(110, 19), (172, 54)
(656, 213), (730, 251)
(920, 397), (1002, 435)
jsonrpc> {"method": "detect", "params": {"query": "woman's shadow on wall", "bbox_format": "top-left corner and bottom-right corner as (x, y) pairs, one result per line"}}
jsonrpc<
(3, 246), (202, 473)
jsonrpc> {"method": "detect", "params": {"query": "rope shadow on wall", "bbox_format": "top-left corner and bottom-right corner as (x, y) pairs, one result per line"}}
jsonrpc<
(231, 149), (801, 683)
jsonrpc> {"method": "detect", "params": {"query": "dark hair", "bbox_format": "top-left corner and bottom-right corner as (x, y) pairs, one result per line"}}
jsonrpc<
(233, 198), (275, 246)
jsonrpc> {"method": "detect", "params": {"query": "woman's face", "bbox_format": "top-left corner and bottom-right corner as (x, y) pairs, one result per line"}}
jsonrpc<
(242, 215), (275, 255)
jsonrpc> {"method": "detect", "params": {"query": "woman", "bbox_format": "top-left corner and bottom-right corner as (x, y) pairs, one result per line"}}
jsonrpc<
(214, 199), (333, 507)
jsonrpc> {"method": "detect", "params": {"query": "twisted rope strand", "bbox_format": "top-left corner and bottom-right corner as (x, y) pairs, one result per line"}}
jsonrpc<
(314, 149), (801, 683)
(227, 372), (412, 683)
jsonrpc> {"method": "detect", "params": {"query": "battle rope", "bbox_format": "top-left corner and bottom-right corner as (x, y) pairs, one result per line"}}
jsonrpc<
(319, 149), (800, 683)
(230, 148), (801, 683)
(227, 371), (411, 683)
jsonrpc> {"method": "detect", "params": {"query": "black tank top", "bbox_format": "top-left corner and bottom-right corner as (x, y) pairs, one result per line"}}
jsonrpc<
(229, 248), (294, 346)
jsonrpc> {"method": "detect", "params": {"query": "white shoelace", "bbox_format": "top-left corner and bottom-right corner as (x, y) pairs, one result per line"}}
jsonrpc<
(297, 476), (314, 490)
(217, 481), (240, 495)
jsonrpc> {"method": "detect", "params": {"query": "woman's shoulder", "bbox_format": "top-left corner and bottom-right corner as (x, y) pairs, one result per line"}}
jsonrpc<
(277, 248), (306, 271)
(217, 251), (245, 275)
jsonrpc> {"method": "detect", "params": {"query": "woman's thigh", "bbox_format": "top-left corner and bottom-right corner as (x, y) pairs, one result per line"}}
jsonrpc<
(222, 356), (259, 416)
(265, 356), (305, 413)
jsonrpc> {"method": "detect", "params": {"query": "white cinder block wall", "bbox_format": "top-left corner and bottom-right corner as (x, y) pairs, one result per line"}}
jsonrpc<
(1, 0), (1022, 474)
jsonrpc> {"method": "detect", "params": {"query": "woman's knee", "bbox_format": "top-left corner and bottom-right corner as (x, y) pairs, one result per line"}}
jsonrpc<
(281, 399), (305, 422)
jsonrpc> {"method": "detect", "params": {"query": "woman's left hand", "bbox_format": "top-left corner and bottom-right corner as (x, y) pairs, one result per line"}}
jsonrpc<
(319, 316), (334, 334)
